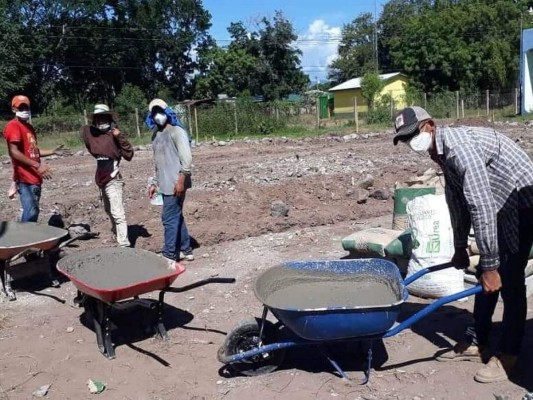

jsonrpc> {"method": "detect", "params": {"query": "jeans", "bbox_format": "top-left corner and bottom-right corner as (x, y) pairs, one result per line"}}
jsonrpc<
(17, 183), (41, 222)
(472, 208), (533, 355)
(101, 178), (130, 247)
(161, 194), (191, 261)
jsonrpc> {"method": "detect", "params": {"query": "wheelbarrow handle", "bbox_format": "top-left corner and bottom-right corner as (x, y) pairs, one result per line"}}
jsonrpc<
(383, 284), (483, 338)
(163, 277), (236, 293)
(403, 262), (454, 286)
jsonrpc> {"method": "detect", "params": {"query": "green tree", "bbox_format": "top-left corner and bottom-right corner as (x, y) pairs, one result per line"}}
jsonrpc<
(327, 13), (376, 84)
(360, 72), (384, 110)
(114, 83), (147, 113)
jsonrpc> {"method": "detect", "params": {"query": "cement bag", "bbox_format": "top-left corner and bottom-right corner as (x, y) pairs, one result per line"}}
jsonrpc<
(406, 194), (464, 298)
(342, 228), (403, 257)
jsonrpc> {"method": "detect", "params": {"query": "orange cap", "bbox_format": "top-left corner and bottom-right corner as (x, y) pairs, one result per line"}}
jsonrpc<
(11, 95), (30, 108)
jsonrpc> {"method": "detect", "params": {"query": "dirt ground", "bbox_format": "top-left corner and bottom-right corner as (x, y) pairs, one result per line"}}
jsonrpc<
(1, 121), (533, 400)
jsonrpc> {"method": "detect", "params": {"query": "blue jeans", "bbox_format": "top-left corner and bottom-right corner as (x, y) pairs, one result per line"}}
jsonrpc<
(17, 183), (41, 222)
(161, 195), (191, 260)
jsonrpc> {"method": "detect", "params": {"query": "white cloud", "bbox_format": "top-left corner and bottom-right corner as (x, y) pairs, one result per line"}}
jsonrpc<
(297, 19), (341, 82)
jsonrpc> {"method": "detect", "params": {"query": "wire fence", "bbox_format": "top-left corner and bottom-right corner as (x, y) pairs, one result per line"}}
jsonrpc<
(0, 89), (523, 143)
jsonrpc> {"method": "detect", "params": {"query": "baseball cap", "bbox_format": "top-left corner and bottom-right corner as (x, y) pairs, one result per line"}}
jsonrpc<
(393, 106), (432, 145)
(148, 98), (168, 112)
(11, 95), (30, 109)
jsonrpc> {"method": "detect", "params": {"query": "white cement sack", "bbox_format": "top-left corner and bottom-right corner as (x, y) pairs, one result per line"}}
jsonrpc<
(406, 194), (464, 298)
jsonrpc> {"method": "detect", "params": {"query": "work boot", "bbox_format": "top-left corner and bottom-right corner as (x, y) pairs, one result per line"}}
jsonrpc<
(474, 354), (517, 383)
(436, 342), (483, 362)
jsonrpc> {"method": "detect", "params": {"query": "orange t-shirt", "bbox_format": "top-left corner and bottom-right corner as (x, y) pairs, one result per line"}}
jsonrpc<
(3, 119), (42, 185)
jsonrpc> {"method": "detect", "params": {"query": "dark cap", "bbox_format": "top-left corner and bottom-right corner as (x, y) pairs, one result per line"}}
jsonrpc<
(393, 106), (432, 145)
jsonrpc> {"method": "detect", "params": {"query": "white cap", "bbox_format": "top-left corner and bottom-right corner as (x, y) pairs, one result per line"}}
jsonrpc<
(148, 99), (168, 112)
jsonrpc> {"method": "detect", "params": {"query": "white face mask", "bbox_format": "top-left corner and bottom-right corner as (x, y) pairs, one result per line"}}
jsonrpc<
(153, 113), (168, 126)
(97, 123), (111, 131)
(408, 131), (433, 155)
(16, 111), (30, 121)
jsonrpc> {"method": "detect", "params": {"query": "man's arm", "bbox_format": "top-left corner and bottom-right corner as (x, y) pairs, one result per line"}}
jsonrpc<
(8, 142), (51, 179)
(111, 127), (134, 161)
(39, 146), (62, 157)
(448, 146), (499, 270)
(444, 173), (471, 250)
(170, 127), (192, 174)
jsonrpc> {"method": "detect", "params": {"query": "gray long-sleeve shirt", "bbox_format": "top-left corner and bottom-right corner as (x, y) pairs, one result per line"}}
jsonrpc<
(435, 126), (533, 270)
(151, 124), (192, 195)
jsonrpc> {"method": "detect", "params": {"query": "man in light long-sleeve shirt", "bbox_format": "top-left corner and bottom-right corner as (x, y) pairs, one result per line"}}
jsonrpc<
(147, 99), (193, 273)
(393, 106), (533, 383)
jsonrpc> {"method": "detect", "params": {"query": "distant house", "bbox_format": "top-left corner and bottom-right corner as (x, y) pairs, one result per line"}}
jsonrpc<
(328, 72), (408, 118)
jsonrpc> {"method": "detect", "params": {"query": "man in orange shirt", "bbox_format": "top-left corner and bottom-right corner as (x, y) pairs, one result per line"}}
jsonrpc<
(3, 95), (60, 222)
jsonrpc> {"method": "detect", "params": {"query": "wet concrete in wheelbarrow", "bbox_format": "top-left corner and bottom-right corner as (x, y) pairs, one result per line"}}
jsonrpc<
(256, 265), (400, 309)
(57, 247), (176, 289)
(0, 221), (67, 250)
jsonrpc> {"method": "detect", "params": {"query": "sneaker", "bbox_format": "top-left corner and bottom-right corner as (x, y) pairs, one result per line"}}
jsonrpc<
(179, 249), (194, 261)
(474, 354), (517, 383)
(164, 257), (187, 274)
(436, 342), (483, 362)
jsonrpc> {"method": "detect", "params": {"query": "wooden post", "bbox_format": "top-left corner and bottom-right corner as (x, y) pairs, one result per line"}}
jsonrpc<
(187, 105), (192, 133)
(83, 109), (88, 125)
(134, 108), (141, 138)
(456, 91), (459, 119)
(461, 99), (465, 118)
(486, 90), (490, 116)
(316, 97), (320, 128)
(353, 97), (359, 133)
(194, 106), (199, 143)
(515, 87), (519, 115)
(234, 102), (238, 135)
(390, 91), (394, 117)
(424, 92), (427, 109)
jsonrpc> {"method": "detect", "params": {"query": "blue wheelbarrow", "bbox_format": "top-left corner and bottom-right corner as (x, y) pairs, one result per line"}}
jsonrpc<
(217, 258), (482, 383)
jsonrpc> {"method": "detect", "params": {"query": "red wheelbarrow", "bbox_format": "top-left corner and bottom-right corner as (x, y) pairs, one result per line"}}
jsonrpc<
(57, 247), (235, 359)
(0, 221), (88, 301)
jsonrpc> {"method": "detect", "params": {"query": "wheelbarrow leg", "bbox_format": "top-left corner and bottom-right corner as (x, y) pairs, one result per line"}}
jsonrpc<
(97, 301), (115, 359)
(155, 292), (168, 340)
(1, 261), (16, 301)
(320, 340), (374, 385)
(84, 298), (105, 355)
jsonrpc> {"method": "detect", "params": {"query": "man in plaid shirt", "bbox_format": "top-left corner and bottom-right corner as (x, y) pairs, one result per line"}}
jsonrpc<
(393, 106), (533, 383)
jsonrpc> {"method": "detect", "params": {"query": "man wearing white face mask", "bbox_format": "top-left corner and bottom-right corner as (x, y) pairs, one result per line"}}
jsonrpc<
(393, 106), (533, 383)
(3, 95), (61, 222)
(81, 104), (134, 247)
(146, 98), (192, 272)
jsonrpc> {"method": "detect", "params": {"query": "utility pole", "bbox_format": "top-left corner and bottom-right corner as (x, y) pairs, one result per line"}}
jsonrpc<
(374, 0), (378, 72)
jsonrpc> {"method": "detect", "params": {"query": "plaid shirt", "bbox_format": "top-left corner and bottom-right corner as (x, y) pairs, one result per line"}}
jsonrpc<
(435, 126), (533, 270)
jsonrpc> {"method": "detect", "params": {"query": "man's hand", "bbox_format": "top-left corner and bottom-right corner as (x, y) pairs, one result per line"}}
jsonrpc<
(148, 184), (157, 199)
(37, 164), (52, 179)
(111, 127), (121, 137)
(174, 180), (186, 198)
(480, 270), (502, 294)
(451, 247), (469, 269)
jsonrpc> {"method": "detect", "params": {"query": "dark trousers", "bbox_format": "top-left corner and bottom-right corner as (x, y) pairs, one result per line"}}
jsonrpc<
(473, 208), (533, 355)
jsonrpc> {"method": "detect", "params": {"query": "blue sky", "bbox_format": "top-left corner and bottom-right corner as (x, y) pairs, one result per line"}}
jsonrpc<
(202, 0), (389, 82)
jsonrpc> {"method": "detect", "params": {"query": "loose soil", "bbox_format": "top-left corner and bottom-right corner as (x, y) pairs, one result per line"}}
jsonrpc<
(1, 122), (533, 400)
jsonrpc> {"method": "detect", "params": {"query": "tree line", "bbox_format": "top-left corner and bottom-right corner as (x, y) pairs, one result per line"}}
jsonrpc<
(0, 0), (529, 116)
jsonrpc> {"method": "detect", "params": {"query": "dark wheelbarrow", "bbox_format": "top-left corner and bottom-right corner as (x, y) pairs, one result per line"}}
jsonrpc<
(57, 247), (235, 359)
(0, 221), (90, 301)
(217, 258), (481, 383)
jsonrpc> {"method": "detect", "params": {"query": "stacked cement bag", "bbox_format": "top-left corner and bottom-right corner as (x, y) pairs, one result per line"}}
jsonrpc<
(405, 194), (464, 298)
(392, 168), (444, 230)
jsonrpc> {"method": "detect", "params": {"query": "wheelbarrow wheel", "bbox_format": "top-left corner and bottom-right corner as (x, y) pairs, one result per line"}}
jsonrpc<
(221, 318), (285, 376)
